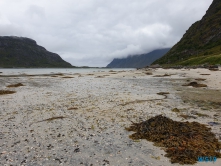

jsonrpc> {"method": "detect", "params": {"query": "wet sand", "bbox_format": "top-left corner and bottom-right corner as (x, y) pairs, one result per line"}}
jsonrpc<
(0, 68), (221, 166)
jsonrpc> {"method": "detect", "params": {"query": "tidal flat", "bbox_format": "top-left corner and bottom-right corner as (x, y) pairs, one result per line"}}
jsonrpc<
(0, 68), (221, 166)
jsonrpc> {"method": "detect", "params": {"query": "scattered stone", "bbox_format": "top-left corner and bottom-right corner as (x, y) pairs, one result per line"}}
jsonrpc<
(55, 158), (62, 164)
(103, 159), (110, 164)
(74, 148), (80, 153)
(208, 122), (220, 126)
(171, 108), (180, 113)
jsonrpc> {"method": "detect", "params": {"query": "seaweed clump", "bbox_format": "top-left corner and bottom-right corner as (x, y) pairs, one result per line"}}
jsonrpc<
(7, 83), (24, 88)
(0, 90), (16, 95)
(125, 115), (221, 164)
(182, 82), (207, 87)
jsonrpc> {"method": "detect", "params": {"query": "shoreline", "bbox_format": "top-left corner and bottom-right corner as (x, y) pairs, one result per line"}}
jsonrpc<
(0, 68), (220, 165)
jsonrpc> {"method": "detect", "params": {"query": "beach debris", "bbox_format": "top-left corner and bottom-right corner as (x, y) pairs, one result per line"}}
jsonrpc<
(62, 76), (74, 78)
(145, 72), (153, 75)
(179, 114), (197, 119)
(6, 83), (24, 88)
(157, 92), (169, 95)
(190, 111), (209, 117)
(171, 108), (180, 112)
(153, 73), (171, 77)
(125, 115), (221, 164)
(209, 68), (219, 71)
(119, 97), (166, 106)
(200, 74), (210, 75)
(54, 73), (64, 76)
(151, 155), (160, 160)
(95, 76), (105, 78)
(195, 78), (206, 81)
(0, 90), (16, 95)
(29, 116), (70, 126)
(182, 82), (207, 87)
(67, 107), (78, 110)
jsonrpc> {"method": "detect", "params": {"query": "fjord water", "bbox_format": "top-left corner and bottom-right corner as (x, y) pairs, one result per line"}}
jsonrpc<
(0, 68), (135, 75)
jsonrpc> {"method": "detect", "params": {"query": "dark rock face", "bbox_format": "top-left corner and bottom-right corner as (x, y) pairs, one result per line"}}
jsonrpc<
(153, 0), (221, 65)
(106, 48), (170, 68)
(0, 36), (73, 68)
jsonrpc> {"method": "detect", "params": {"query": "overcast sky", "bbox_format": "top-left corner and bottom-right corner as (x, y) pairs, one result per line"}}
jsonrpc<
(0, 0), (213, 67)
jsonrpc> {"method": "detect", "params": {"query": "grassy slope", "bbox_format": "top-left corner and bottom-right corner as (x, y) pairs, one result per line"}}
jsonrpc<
(153, 0), (221, 66)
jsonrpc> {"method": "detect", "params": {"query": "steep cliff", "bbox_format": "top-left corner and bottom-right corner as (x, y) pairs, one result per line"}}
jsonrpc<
(153, 0), (221, 66)
(0, 36), (73, 68)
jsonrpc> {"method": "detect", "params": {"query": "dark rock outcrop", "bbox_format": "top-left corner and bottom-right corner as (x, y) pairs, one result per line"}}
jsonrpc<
(107, 48), (170, 68)
(0, 36), (73, 68)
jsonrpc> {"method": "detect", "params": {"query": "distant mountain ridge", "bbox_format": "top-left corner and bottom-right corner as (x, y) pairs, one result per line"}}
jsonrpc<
(153, 0), (221, 66)
(106, 48), (170, 68)
(0, 36), (73, 68)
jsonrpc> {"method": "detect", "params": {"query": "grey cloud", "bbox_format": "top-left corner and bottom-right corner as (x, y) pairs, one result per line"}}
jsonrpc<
(0, 0), (213, 67)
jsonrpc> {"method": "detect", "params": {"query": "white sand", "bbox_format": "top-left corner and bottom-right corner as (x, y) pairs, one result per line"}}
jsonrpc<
(0, 68), (220, 166)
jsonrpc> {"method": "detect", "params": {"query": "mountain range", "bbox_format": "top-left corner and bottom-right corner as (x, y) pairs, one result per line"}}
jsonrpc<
(106, 48), (170, 68)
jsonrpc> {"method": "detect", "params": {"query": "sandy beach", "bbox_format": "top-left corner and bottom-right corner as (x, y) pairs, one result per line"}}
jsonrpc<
(0, 68), (221, 166)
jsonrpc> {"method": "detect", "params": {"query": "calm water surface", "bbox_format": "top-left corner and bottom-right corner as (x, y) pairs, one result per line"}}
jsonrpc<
(0, 68), (135, 75)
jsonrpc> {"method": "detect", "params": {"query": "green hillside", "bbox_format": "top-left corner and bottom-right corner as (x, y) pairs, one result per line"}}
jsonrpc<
(153, 0), (221, 66)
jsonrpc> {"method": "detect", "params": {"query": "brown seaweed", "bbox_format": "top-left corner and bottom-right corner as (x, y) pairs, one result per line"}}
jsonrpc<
(7, 83), (24, 88)
(157, 92), (170, 95)
(182, 82), (207, 87)
(209, 68), (219, 71)
(67, 107), (78, 110)
(125, 115), (221, 164)
(0, 90), (16, 95)
(62, 76), (74, 78)
(195, 78), (206, 81)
